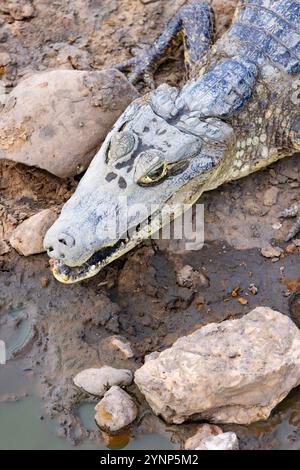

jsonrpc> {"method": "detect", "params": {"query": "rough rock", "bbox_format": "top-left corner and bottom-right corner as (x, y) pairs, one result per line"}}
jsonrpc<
(184, 424), (223, 450)
(94, 386), (138, 432)
(73, 366), (133, 396)
(9, 209), (57, 256)
(0, 69), (139, 177)
(135, 307), (300, 425)
(196, 432), (239, 450)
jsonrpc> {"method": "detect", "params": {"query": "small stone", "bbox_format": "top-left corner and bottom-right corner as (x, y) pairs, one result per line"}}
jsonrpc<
(237, 297), (248, 305)
(176, 265), (209, 288)
(293, 239), (300, 247)
(185, 424), (223, 450)
(261, 245), (283, 258)
(176, 265), (194, 288)
(263, 187), (279, 206)
(110, 337), (134, 359)
(73, 366), (133, 396)
(95, 386), (137, 432)
(286, 243), (297, 254)
(196, 432), (239, 451)
(248, 284), (258, 295)
(9, 209), (57, 256)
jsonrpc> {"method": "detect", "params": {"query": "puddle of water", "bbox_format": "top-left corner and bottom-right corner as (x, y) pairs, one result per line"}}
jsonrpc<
(76, 402), (98, 432)
(0, 361), (33, 397)
(0, 395), (92, 450)
(0, 395), (174, 450)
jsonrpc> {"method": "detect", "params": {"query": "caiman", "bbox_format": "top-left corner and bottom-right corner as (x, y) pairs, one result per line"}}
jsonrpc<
(44, 0), (300, 283)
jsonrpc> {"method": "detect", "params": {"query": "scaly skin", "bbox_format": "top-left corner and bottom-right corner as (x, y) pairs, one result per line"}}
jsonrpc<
(44, 0), (300, 283)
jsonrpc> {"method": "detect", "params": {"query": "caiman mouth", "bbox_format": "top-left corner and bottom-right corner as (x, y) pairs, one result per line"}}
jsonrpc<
(51, 236), (140, 284)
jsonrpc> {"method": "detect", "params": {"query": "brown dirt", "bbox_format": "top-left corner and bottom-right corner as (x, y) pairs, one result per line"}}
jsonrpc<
(0, 0), (300, 450)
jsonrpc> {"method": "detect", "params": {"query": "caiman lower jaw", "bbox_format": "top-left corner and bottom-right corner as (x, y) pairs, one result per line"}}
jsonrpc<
(51, 237), (140, 284)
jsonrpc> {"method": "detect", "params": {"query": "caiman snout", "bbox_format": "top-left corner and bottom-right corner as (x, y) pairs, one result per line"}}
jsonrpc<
(44, 231), (75, 261)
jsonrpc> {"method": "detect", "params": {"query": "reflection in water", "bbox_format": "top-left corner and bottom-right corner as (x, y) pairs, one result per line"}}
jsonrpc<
(245, 388), (300, 450)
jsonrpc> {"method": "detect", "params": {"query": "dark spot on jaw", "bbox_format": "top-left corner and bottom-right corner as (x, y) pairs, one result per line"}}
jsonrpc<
(156, 129), (167, 135)
(143, 126), (150, 132)
(118, 176), (127, 189)
(106, 172), (117, 182)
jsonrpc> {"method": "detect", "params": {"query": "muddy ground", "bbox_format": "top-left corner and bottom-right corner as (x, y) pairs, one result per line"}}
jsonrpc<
(0, 0), (300, 450)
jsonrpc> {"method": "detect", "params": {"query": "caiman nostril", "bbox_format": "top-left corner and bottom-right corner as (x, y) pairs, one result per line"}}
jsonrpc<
(47, 246), (54, 253)
(58, 233), (75, 248)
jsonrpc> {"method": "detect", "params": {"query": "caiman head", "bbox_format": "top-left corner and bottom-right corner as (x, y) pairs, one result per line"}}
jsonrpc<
(44, 83), (235, 283)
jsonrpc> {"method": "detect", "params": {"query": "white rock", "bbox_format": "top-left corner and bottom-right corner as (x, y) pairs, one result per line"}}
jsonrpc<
(196, 432), (239, 451)
(95, 386), (138, 432)
(185, 424), (223, 450)
(73, 366), (133, 396)
(135, 307), (300, 425)
(9, 209), (57, 256)
(0, 69), (138, 177)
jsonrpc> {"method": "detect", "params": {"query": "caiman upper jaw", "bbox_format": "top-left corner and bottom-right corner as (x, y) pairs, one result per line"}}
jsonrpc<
(51, 236), (138, 284)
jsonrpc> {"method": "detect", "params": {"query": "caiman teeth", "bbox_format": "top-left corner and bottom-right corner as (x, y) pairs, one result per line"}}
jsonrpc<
(52, 236), (136, 284)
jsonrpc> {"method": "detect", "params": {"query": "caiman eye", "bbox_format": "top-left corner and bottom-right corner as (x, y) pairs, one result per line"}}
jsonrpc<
(138, 160), (168, 186)
(135, 151), (190, 187)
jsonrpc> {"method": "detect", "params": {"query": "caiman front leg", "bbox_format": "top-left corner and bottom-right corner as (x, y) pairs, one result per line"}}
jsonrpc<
(115, 1), (215, 88)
